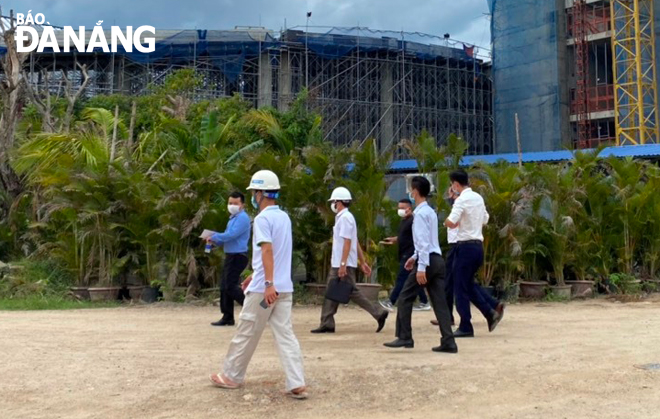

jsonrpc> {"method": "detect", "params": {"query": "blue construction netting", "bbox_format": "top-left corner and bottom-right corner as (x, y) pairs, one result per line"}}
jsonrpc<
(2, 26), (476, 83)
(122, 30), (278, 83)
(490, 0), (564, 153)
(285, 27), (476, 62)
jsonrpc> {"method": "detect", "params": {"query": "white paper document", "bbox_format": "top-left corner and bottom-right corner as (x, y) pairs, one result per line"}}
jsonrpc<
(199, 229), (216, 239)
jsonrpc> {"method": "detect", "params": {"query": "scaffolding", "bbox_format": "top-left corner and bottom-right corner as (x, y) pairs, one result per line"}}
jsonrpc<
(611, 0), (660, 145)
(573, 0), (593, 148)
(5, 26), (493, 158)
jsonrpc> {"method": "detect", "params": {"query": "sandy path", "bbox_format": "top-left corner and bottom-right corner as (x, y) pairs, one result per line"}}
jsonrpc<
(1, 298), (660, 419)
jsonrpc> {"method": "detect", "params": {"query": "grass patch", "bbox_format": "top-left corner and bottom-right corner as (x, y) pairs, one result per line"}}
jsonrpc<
(0, 296), (120, 311)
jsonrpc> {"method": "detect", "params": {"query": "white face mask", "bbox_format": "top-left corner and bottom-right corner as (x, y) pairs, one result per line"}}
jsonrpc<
(331, 202), (339, 214)
(228, 204), (241, 215)
(397, 209), (407, 218)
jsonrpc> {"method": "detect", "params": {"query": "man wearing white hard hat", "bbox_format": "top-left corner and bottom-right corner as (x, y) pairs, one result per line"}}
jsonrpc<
(210, 170), (307, 400)
(311, 187), (389, 334)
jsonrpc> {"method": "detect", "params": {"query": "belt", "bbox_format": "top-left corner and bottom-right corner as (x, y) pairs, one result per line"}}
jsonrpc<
(226, 252), (248, 256)
(456, 240), (482, 245)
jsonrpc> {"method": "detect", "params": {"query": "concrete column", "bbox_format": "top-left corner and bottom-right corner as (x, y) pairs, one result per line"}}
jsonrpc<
(258, 50), (272, 108)
(380, 62), (394, 151)
(278, 50), (292, 111)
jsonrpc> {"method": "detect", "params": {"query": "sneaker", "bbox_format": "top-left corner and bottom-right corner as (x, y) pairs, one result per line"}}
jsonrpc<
(379, 299), (395, 313)
(413, 303), (432, 311)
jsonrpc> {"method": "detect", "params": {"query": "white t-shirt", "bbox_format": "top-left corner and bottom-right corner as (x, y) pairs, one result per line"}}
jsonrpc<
(246, 205), (294, 293)
(447, 188), (489, 242)
(331, 209), (358, 268)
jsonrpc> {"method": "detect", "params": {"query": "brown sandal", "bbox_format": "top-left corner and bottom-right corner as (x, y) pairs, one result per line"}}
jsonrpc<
(287, 387), (308, 400)
(210, 373), (241, 389)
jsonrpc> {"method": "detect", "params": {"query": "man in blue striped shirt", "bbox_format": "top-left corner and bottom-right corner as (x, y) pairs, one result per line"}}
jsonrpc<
(384, 176), (457, 353)
(208, 192), (252, 326)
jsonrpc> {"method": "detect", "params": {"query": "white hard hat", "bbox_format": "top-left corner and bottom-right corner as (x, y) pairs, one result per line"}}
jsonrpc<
(247, 170), (281, 190)
(328, 187), (352, 201)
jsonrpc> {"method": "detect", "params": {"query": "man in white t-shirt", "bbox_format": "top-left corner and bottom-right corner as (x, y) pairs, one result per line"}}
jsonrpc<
(210, 170), (307, 400)
(311, 187), (389, 334)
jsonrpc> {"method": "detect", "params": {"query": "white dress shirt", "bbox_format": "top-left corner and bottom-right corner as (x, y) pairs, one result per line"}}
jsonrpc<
(447, 227), (459, 244)
(412, 201), (442, 270)
(446, 188), (489, 242)
(247, 205), (294, 294)
(331, 209), (358, 268)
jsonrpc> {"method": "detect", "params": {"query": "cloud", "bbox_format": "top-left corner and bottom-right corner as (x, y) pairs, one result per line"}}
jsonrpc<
(5, 0), (490, 48)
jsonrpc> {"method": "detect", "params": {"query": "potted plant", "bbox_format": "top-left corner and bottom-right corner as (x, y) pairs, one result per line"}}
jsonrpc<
(566, 227), (597, 298)
(141, 280), (163, 303)
(88, 259), (122, 302)
(607, 273), (642, 295)
(517, 173), (550, 300)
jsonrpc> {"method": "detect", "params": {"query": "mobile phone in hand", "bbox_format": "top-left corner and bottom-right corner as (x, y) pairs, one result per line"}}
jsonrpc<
(260, 292), (279, 309)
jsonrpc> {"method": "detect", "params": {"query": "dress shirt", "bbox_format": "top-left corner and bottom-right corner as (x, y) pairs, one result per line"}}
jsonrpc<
(446, 188), (489, 242)
(412, 201), (442, 270)
(331, 209), (358, 268)
(210, 210), (251, 254)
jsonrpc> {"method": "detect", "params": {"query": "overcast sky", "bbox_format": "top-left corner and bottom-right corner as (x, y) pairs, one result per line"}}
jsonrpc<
(5, 0), (491, 54)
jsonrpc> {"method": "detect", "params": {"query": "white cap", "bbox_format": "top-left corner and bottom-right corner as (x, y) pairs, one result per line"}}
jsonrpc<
(328, 187), (352, 201)
(247, 170), (281, 190)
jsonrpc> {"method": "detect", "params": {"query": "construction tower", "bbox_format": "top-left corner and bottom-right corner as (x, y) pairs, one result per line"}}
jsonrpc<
(611, 0), (660, 145)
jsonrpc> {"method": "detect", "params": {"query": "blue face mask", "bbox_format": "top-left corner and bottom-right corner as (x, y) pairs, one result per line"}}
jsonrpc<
(251, 194), (259, 209)
(408, 193), (416, 205)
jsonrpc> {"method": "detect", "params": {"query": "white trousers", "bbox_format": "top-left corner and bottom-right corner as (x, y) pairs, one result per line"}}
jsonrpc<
(222, 292), (306, 391)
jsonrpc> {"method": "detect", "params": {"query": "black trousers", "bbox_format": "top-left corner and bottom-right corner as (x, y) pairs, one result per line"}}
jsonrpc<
(395, 253), (455, 347)
(445, 244), (456, 324)
(220, 253), (248, 321)
(454, 242), (493, 333)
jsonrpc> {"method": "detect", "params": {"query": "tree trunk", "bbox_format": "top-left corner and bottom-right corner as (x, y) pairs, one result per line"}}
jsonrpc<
(128, 101), (137, 151)
(0, 11), (27, 201)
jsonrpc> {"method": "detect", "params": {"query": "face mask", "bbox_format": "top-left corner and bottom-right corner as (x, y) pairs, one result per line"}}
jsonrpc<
(228, 204), (240, 215)
(331, 202), (338, 214)
(251, 194), (259, 210)
(397, 209), (407, 218)
(408, 193), (416, 205)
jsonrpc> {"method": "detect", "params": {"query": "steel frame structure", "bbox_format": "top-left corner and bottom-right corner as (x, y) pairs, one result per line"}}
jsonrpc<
(573, 0), (593, 148)
(17, 29), (493, 158)
(611, 0), (660, 145)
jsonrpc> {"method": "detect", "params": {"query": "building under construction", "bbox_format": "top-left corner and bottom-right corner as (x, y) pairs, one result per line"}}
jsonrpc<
(490, 0), (660, 152)
(9, 26), (493, 157)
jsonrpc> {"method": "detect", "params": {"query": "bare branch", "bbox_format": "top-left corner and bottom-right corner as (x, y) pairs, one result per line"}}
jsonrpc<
(61, 63), (91, 132)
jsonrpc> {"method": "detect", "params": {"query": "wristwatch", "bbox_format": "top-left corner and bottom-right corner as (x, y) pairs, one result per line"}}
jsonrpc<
(265, 280), (273, 288)
(340, 262), (347, 267)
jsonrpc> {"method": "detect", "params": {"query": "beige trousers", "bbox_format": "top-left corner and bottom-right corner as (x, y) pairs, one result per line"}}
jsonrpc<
(222, 292), (305, 391)
(319, 267), (385, 329)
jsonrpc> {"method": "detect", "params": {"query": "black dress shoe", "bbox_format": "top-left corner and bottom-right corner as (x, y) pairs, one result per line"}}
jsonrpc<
(432, 344), (458, 353)
(310, 326), (335, 334)
(453, 329), (474, 338)
(496, 302), (506, 318)
(384, 339), (414, 348)
(211, 319), (235, 326)
(488, 310), (502, 333)
(376, 311), (388, 333)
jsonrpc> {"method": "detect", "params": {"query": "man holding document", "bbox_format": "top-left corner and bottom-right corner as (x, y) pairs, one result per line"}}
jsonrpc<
(204, 192), (251, 327)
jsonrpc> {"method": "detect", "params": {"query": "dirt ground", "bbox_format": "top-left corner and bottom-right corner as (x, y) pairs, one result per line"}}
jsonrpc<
(1, 298), (660, 419)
